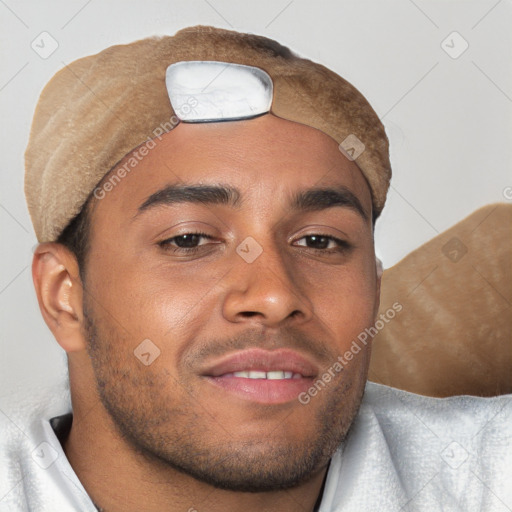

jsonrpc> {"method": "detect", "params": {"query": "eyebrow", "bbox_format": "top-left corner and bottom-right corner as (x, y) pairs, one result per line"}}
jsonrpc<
(290, 186), (369, 221)
(137, 184), (368, 221)
(138, 184), (241, 212)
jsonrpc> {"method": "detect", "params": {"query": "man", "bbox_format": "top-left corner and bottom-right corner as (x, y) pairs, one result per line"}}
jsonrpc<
(1, 25), (510, 512)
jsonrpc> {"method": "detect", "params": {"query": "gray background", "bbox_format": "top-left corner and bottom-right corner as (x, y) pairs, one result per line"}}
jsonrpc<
(1, 0), (511, 410)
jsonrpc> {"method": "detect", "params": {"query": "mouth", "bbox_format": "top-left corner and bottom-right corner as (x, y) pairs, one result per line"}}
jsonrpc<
(221, 370), (304, 379)
(201, 348), (318, 404)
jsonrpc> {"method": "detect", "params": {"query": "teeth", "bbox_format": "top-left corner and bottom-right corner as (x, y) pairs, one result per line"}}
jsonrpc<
(249, 371), (266, 379)
(267, 371), (285, 380)
(231, 370), (302, 380)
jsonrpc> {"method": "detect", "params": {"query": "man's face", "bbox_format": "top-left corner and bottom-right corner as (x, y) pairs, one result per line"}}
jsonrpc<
(80, 114), (379, 492)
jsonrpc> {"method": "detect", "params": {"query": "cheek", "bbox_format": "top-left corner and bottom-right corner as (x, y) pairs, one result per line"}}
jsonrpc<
(87, 248), (229, 352)
(301, 260), (378, 349)
(87, 229), (377, 354)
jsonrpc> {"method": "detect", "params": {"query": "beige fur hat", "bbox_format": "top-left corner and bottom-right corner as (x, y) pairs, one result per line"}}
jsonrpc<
(25, 25), (391, 242)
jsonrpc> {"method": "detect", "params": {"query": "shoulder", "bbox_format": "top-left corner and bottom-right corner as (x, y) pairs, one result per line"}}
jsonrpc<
(0, 383), (94, 511)
(321, 383), (512, 512)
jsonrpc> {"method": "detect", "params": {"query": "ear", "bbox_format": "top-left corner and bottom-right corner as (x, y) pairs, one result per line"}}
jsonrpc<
(373, 256), (383, 319)
(32, 243), (86, 353)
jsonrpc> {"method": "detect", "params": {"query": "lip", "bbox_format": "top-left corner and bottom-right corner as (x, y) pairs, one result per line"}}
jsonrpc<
(201, 348), (319, 378)
(200, 348), (318, 405)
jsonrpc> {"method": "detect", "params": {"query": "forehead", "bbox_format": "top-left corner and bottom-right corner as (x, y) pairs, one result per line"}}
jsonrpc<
(92, 114), (372, 219)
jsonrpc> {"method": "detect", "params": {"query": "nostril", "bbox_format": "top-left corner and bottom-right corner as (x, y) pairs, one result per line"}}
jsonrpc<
(241, 311), (259, 318)
(240, 310), (301, 319)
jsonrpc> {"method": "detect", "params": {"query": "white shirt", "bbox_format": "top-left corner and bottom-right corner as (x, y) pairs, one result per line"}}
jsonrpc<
(1, 381), (511, 511)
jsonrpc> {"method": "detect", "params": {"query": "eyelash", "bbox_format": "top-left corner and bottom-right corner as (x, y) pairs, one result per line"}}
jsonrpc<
(295, 234), (351, 253)
(158, 232), (351, 255)
(158, 232), (214, 254)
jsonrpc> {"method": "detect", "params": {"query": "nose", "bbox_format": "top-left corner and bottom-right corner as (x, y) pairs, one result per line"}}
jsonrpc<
(221, 238), (314, 327)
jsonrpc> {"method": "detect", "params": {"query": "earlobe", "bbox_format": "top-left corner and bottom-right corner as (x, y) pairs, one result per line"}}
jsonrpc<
(32, 243), (86, 353)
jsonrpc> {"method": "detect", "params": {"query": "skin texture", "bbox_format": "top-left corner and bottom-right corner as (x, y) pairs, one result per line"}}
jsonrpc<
(33, 114), (380, 512)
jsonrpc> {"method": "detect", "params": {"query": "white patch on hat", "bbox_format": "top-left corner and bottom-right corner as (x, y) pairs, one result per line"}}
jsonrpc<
(166, 61), (273, 122)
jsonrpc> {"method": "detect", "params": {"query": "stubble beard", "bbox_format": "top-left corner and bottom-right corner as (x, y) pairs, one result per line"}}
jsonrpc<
(82, 299), (366, 493)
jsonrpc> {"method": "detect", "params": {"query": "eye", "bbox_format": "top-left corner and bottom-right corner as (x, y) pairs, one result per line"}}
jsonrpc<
(294, 234), (350, 252)
(158, 232), (214, 252)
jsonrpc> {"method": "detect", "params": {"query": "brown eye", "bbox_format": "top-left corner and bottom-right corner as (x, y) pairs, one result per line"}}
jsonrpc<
(294, 234), (349, 251)
(302, 235), (330, 249)
(172, 234), (205, 248)
(159, 232), (212, 251)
